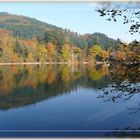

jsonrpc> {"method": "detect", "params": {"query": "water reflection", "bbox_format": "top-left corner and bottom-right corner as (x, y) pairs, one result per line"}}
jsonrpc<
(98, 64), (140, 102)
(0, 64), (139, 110)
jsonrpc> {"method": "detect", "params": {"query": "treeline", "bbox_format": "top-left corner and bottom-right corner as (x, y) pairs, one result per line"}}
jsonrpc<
(0, 29), (139, 63)
(110, 40), (140, 64)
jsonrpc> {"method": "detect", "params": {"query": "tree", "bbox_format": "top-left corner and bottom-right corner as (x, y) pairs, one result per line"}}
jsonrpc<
(74, 46), (83, 61)
(26, 52), (34, 62)
(88, 45), (102, 61)
(101, 50), (109, 62)
(44, 30), (65, 47)
(46, 42), (56, 62)
(1, 45), (10, 62)
(36, 44), (48, 62)
(116, 51), (126, 61)
(14, 38), (29, 61)
(0, 48), (2, 58)
(96, 7), (140, 34)
(128, 40), (140, 62)
(60, 44), (72, 62)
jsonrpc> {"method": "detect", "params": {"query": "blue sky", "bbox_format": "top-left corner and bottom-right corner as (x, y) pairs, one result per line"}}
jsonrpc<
(0, 3), (139, 43)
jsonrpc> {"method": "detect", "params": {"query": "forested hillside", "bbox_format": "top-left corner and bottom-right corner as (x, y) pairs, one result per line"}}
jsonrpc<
(0, 12), (118, 48)
(0, 12), (139, 64)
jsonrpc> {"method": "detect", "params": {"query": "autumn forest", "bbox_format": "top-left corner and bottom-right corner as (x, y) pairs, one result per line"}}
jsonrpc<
(0, 12), (139, 64)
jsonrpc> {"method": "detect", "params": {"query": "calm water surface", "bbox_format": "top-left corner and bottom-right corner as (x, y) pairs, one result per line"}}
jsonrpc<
(0, 64), (139, 137)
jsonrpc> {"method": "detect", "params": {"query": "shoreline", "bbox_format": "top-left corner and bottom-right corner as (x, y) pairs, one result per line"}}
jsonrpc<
(0, 61), (109, 66)
(0, 61), (139, 66)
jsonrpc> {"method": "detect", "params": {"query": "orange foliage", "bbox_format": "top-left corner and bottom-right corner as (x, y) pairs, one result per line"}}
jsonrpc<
(101, 65), (109, 76)
(23, 79), (37, 89)
(116, 51), (126, 61)
(46, 42), (56, 61)
(0, 29), (11, 46)
(10, 53), (18, 63)
(9, 66), (18, 74)
(0, 82), (10, 95)
(101, 50), (109, 61)
(0, 29), (11, 35)
(46, 69), (56, 84)
(24, 37), (38, 48)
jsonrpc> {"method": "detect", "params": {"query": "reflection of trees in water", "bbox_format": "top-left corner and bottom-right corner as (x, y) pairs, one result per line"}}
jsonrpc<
(0, 65), (84, 110)
(0, 64), (139, 110)
(0, 64), (110, 95)
(98, 64), (140, 102)
(84, 65), (111, 89)
(95, 64), (140, 134)
(0, 64), (110, 110)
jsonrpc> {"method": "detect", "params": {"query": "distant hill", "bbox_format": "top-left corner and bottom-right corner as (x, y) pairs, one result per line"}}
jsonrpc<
(0, 12), (119, 50)
(85, 33), (119, 51)
(0, 12), (59, 40)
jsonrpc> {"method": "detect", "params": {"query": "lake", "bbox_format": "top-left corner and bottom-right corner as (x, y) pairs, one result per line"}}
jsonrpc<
(0, 64), (139, 137)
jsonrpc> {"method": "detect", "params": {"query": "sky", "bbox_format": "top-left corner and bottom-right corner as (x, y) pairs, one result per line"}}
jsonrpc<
(0, 2), (139, 43)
